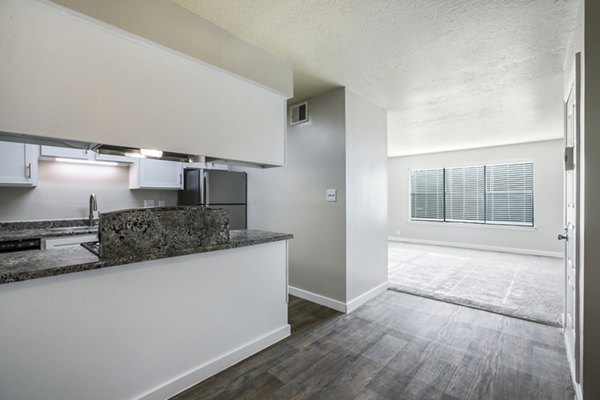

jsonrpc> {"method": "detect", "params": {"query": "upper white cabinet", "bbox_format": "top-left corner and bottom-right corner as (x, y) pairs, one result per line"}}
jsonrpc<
(129, 159), (183, 190)
(40, 145), (90, 160)
(0, 142), (38, 186)
(0, 0), (288, 166)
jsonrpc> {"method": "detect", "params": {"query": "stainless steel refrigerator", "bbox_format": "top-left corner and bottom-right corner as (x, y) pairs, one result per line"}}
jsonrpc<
(178, 169), (247, 229)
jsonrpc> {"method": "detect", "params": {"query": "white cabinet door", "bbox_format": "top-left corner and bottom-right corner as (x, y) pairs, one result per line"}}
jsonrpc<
(40, 145), (90, 160)
(0, 142), (38, 186)
(129, 159), (183, 190)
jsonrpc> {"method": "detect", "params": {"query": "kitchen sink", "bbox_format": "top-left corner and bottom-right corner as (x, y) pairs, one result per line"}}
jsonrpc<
(81, 241), (100, 256)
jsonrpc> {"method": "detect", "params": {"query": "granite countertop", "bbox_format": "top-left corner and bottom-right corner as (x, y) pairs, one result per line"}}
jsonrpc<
(0, 229), (292, 285)
(0, 246), (104, 284)
(0, 219), (98, 242)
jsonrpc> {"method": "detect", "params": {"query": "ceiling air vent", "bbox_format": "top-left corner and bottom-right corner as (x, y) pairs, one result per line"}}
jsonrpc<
(290, 101), (308, 125)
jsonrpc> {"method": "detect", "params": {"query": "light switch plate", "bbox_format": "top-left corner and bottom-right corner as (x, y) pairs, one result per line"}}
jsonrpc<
(144, 200), (155, 207)
(326, 189), (337, 202)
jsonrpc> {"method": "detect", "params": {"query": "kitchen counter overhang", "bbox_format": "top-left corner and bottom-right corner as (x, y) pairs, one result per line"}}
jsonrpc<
(0, 227), (292, 400)
(0, 229), (292, 284)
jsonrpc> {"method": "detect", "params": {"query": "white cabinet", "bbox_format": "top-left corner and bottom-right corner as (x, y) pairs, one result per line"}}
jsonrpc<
(40, 145), (90, 160)
(129, 158), (183, 190)
(0, 142), (38, 186)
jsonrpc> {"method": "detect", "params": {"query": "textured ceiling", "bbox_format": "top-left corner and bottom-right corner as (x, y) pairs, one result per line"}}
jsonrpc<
(173, 0), (578, 156)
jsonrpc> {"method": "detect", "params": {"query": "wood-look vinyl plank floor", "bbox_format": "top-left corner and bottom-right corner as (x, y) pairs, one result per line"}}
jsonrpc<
(171, 291), (574, 400)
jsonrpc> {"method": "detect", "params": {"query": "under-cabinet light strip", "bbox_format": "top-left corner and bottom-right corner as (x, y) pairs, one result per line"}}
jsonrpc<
(55, 158), (119, 166)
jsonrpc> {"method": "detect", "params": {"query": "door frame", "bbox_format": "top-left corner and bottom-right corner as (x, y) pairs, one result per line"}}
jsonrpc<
(563, 51), (582, 387)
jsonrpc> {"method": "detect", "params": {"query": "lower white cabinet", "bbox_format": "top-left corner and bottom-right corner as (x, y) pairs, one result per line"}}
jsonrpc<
(129, 158), (184, 190)
(0, 142), (39, 187)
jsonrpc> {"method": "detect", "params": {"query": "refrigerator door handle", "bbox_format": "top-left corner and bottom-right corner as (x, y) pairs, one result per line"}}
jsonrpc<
(204, 170), (209, 206)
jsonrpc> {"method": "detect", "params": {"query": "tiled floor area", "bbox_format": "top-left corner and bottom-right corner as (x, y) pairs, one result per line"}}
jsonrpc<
(172, 292), (573, 400)
(388, 241), (564, 326)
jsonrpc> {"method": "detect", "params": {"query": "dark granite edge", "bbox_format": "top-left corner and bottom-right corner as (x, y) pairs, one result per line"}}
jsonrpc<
(0, 227), (99, 242)
(0, 230), (293, 285)
(102, 231), (294, 267)
(0, 218), (98, 231)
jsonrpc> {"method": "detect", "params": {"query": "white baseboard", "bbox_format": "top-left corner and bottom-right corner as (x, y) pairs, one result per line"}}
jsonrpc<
(388, 236), (563, 258)
(288, 286), (347, 312)
(139, 325), (291, 400)
(289, 282), (389, 314)
(346, 281), (389, 313)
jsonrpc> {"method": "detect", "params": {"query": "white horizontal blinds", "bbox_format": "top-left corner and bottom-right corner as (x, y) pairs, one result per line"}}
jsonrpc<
(410, 169), (444, 221)
(445, 166), (485, 223)
(485, 162), (534, 226)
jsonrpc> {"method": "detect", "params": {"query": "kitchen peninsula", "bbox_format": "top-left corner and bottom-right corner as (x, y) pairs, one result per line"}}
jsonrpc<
(0, 207), (292, 400)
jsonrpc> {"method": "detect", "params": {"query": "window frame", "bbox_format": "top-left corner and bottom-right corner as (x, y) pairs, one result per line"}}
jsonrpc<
(408, 167), (445, 222)
(408, 161), (534, 228)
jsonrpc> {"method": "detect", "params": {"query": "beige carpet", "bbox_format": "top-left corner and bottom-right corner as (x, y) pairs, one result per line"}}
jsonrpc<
(388, 242), (564, 326)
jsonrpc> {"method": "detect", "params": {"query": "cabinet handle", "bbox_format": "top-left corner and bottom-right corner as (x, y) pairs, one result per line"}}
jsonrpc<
(179, 173), (182, 185)
(25, 163), (32, 179)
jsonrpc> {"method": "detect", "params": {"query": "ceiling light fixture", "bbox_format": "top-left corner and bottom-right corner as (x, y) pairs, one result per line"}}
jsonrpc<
(140, 149), (163, 158)
(55, 158), (118, 166)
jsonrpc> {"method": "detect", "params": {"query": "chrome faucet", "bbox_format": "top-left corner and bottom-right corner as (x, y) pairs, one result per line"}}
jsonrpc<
(89, 193), (97, 226)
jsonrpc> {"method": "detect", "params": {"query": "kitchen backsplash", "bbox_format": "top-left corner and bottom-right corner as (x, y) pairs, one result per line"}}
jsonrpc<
(0, 161), (177, 222)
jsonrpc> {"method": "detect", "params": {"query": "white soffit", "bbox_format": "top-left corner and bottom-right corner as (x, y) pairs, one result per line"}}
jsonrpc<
(173, 0), (578, 156)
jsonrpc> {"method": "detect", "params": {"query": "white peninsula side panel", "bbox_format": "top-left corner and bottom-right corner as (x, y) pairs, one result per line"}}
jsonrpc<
(0, 241), (290, 400)
(0, 0), (287, 166)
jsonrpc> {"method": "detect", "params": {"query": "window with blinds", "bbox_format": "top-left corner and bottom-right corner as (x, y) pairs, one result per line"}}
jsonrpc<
(485, 162), (534, 226)
(410, 169), (444, 221)
(409, 162), (534, 227)
(445, 166), (485, 223)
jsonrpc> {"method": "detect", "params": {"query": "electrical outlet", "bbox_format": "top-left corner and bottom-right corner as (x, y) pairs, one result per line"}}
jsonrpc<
(144, 200), (155, 207)
(158, 200), (165, 207)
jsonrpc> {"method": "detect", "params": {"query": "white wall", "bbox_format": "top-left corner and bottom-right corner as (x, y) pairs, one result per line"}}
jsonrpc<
(245, 88), (348, 302)
(0, 0), (287, 166)
(345, 90), (388, 301)
(0, 161), (177, 222)
(0, 241), (289, 400)
(388, 140), (564, 256)
(49, 0), (293, 98)
(244, 88), (389, 308)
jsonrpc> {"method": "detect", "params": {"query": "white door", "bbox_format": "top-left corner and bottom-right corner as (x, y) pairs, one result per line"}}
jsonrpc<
(562, 52), (581, 383)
